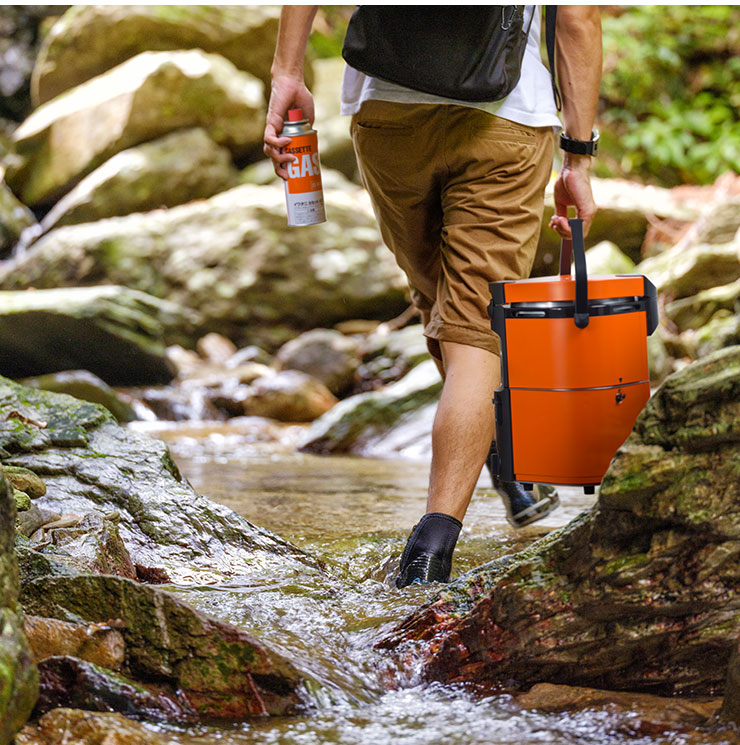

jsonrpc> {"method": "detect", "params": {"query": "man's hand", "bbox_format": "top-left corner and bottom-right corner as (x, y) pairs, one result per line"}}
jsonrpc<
(262, 6), (318, 180)
(549, 155), (597, 237)
(263, 74), (315, 180)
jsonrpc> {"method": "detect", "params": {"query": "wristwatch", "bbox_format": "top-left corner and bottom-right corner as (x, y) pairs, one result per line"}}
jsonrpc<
(559, 129), (599, 156)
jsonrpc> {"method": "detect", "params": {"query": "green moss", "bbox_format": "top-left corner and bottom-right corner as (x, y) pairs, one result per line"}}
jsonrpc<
(12, 490), (30, 513)
(601, 553), (649, 576)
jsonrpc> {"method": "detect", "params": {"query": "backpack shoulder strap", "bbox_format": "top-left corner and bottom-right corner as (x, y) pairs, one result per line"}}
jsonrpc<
(545, 6), (562, 111)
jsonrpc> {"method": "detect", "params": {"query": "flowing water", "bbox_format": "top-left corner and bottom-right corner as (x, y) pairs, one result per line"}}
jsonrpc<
(129, 419), (737, 745)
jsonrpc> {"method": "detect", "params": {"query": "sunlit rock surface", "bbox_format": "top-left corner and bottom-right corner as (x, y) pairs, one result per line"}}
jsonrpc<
(32, 5), (284, 105)
(0, 184), (408, 348)
(6, 50), (264, 206)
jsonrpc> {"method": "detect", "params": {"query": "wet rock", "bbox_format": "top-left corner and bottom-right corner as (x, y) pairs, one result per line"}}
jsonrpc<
(517, 683), (721, 733)
(15, 505), (59, 539)
(385, 346), (740, 696)
(20, 370), (138, 423)
(300, 359), (441, 454)
(24, 616), (124, 670)
(0, 467), (39, 744)
(0, 184), (408, 347)
(2, 465), (46, 498)
(32, 5), (285, 105)
(118, 382), (225, 422)
(15, 542), (90, 584)
(584, 240), (636, 276)
(5, 50), (264, 206)
(276, 328), (361, 396)
(15, 708), (171, 745)
(21, 574), (311, 718)
(41, 512), (138, 580)
(237, 370), (338, 423)
(1, 179), (35, 256)
(0, 285), (198, 384)
(37, 128), (239, 233)
(0, 374), (321, 583)
(35, 656), (193, 723)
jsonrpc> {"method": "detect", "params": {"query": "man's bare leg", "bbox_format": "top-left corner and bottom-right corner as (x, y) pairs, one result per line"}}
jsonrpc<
(395, 340), (499, 587)
(426, 341), (500, 521)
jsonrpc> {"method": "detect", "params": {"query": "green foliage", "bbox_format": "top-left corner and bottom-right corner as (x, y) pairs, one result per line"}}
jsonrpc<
(308, 6), (352, 59)
(599, 6), (740, 185)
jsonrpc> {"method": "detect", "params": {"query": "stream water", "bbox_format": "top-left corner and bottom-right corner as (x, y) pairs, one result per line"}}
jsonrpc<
(129, 420), (735, 745)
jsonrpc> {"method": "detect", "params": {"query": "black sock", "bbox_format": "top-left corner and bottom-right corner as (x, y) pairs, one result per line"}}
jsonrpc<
(399, 512), (463, 572)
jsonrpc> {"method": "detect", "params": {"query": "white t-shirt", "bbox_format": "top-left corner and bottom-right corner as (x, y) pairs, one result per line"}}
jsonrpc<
(340, 6), (562, 130)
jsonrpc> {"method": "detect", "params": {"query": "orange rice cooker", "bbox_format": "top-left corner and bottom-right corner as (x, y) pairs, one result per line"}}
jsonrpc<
(488, 218), (659, 493)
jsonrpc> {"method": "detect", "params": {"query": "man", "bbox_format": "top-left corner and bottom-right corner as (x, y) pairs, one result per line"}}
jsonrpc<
(264, 6), (601, 587)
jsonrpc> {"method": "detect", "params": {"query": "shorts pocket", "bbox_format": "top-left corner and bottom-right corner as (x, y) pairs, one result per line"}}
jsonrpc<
(467, 116), (538, 145)
(354, 119), (413, 136)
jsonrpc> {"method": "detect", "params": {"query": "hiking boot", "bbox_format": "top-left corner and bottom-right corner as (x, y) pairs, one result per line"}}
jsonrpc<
(492, 477), (560, 528)
(395, 512), (462, 589)
(486, 441), (560, 528)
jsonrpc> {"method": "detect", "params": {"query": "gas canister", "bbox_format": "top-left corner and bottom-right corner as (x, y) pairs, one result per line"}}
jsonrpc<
(280, 108), (326, 227)
(488, 218), (659, 493)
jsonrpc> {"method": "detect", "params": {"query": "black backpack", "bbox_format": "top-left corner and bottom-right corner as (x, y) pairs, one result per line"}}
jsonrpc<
(342, 6), (560, 106)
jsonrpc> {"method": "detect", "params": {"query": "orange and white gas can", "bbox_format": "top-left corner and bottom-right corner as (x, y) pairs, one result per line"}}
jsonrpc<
(280, 108), (326, 226)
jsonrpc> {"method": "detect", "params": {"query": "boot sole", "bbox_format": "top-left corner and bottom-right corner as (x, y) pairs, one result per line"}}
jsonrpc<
(506, 491), (561, 528)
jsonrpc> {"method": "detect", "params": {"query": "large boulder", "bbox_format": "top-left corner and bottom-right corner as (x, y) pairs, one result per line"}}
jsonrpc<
(636, 237), (740, 301)
(0, 468), (38, 745)
(38, 128), (239, 233)
(32, 5), (284, 106)
(21, 574), (311, 718)
(0, 286), (199, 385)
(384, 346), (740, 696)
(5, 50), (264, 206)
(0, 374), (322, 584)
(0, 184), (409, 349)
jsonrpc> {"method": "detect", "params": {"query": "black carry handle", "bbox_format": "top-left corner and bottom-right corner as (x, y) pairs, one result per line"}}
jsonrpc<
(559, 217), (589, 329)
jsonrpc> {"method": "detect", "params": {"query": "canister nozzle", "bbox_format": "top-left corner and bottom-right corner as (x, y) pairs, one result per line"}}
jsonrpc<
(288, 108), (304, 122)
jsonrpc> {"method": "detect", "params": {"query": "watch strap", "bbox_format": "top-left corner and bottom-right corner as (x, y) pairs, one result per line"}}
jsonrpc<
(560, 131), (599, 156)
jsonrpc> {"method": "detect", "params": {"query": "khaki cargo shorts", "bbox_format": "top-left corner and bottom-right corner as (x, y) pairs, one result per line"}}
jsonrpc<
(351, 100), (554, 358)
